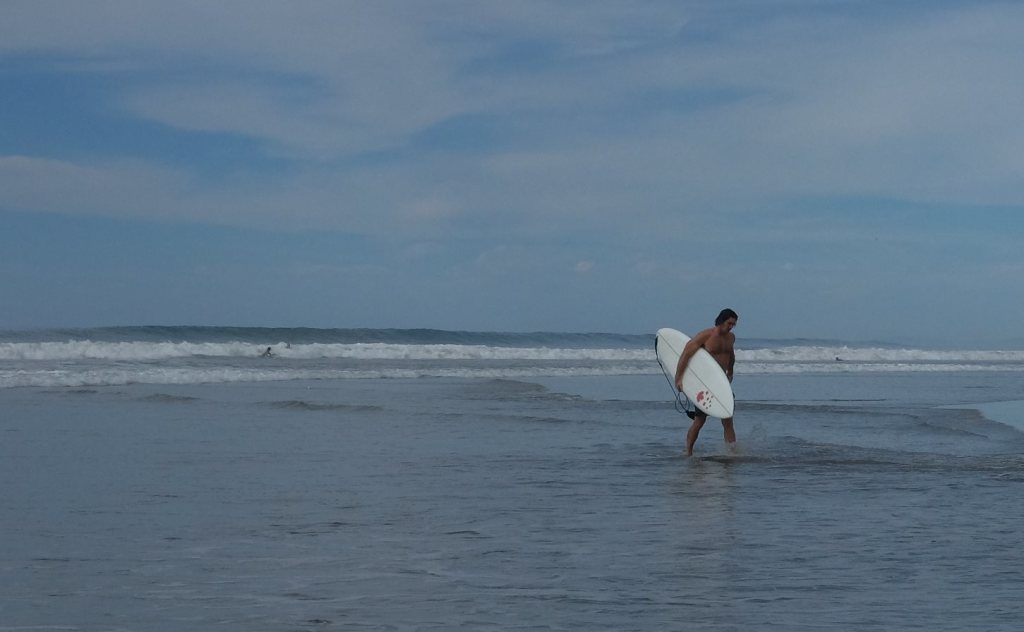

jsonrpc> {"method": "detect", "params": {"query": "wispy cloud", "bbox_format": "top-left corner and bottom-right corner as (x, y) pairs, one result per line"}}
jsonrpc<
(5, 1), (1024, 229)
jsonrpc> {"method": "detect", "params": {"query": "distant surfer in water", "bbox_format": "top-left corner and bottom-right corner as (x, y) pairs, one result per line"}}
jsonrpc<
(675, 308), (738, 456)
(260, 347), (274, 358)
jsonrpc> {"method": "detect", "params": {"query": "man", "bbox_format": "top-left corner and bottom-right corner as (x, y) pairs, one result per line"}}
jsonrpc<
(674, 308), (738, 456)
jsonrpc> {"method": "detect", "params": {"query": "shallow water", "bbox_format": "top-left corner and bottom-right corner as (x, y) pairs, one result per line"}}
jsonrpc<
(2, 372), (1024, 630)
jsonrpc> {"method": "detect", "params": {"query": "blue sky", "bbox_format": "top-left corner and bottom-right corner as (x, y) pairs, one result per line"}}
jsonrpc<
(2, 1), (1023, 344)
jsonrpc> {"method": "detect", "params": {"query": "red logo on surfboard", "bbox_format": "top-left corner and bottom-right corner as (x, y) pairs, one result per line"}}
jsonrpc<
(696, 391), (714, 406)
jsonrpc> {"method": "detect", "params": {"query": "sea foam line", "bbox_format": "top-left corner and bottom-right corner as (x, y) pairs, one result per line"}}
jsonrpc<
(742, 346), (1024, 363)
(0, 365), (657, 388)
(4, 340), (1024, 363)
(5, 360), (1024, 388)
(0, 341), (651, 362)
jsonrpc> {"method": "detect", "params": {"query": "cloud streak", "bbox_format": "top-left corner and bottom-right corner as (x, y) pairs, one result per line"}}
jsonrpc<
(5, 4), (1022, 221)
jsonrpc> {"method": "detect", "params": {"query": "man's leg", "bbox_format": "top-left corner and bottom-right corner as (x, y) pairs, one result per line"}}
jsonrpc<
(686, 414), (707, 456)
(721, 417), (736, 452)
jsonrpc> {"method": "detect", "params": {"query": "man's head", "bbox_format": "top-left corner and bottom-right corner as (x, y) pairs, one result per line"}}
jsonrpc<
(715, 308), (738, 331)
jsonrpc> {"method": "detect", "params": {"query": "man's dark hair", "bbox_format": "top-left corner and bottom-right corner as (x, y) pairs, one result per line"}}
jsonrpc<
(715, 308), (738, 326)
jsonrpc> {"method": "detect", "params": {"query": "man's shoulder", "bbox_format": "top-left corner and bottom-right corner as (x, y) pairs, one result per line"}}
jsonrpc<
(692, 327), (715, 342)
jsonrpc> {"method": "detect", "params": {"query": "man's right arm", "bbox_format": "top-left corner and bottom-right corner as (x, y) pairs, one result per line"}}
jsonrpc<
(674, 330), (711, 390)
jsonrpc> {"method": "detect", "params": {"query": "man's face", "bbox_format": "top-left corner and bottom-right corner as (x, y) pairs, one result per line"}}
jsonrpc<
(718, 317), (737, 333)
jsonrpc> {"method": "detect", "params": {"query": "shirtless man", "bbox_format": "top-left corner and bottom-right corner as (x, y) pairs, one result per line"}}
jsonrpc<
(674, 308), (738, 456)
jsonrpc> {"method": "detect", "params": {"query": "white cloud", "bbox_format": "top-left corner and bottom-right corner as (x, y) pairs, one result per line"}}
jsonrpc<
(3, 0), (1024, 238)
(0, 155), (188, 218)
(0, 153), (475, 234)
(2, 2), (469, 158)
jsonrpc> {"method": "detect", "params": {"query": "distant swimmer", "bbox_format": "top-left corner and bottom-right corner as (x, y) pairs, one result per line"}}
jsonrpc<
(260, 347), (274, 358)
(674, 308), (738, 456)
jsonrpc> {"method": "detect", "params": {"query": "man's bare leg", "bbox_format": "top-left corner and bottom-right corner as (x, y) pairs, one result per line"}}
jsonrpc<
(686, 415), (707, 456)
(722, 417), (737, 452)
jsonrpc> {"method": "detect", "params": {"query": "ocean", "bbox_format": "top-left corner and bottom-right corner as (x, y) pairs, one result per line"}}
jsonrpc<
(2, 326), (1024, 630)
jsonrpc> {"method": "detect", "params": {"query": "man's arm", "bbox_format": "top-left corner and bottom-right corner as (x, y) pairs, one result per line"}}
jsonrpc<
(674, 330), (711, 391)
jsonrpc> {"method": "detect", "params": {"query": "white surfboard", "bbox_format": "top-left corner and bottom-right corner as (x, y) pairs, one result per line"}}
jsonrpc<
(655, 327), (734, 418)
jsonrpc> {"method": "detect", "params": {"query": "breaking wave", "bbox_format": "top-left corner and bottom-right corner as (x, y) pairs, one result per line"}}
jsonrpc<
(1, 326), (1022, 388)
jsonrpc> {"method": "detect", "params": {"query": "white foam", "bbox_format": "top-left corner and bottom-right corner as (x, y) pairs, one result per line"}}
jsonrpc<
(4, 340), (1022, 364)
(0, 364), (664, 388)
(0, 341), (651, 362)
(739, 346), (1024, 363)
(741, 362), (1024, 374)
(3, 339), (1024, 388)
